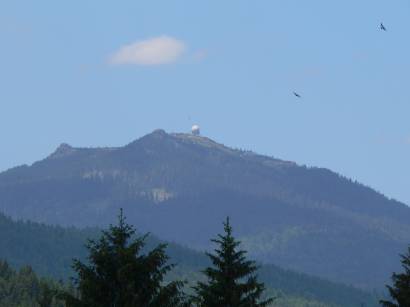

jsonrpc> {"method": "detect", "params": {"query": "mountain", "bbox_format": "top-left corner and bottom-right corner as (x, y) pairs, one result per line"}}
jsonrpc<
(0, 212), (379, 307)
(0, 129), (409, 288)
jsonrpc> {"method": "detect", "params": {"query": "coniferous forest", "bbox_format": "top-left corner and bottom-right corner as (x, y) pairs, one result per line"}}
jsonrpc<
(2, 0), (410, 305)
(1, 209), (402, 307)
(0, 0), (410, 307)
(1, 130), (408, 291)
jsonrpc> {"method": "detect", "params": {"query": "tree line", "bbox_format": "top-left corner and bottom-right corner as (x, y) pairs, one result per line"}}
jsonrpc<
(60, 210), (273, 306)
(1, 209), (409, 306)
(59, 210), (410, 307)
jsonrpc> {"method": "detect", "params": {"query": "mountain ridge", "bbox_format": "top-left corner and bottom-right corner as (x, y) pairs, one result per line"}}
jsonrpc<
(0, 129), (409, 289)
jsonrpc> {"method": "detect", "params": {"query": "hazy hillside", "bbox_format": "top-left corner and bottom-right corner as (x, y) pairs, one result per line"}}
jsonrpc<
(0, 212), (379, 307)
(0, 129), (409, 288)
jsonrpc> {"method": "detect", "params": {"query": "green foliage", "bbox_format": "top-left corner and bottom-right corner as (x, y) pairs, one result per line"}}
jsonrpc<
(0, 260), (65, 307)
(1, 130), (410, 289)
(0, 210), (380, 307)
(61, 209), (189, 307)
(0, 212), (98, 279)
(258, 264), (379, 307)
(380, 246), (410, 307)
(193, 217), (274, 306)
(263, 288), (337, 307)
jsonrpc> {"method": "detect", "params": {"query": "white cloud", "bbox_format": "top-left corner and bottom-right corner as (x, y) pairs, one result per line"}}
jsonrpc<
(110, 36), (186, 66)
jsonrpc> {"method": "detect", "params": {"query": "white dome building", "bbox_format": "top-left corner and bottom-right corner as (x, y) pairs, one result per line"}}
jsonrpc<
(191, 125), (200, 136)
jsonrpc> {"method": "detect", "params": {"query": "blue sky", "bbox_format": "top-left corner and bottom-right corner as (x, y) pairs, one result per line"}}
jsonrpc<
(1, 1), (409, 204)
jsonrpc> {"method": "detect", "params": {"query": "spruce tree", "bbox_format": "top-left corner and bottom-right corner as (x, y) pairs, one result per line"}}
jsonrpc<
(193, 217), (273, 307)
(380, 246), (410, 307)
(37, 280), (57, 307)
(61, 209), (188, 307)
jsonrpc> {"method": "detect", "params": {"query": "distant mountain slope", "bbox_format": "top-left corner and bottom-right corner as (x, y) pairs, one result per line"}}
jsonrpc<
(0, 212), (379, 307)
(0, 129), (409, 288)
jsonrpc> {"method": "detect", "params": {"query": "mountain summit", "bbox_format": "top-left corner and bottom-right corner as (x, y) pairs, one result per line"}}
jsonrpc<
(0, 129), (409, 289)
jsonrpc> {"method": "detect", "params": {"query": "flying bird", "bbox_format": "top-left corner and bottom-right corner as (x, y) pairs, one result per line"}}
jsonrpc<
(293, 91), (301, 98)
(380, 23), (387, 31)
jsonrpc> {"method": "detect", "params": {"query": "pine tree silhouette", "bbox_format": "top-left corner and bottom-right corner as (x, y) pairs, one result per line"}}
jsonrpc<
(381, 246), (410, 307)
(61, 209), (189, 307)
(193, 217), (274, 307)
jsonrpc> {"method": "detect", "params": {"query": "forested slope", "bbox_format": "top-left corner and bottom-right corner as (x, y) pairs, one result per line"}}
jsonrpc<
(1, 130), (408, 288)
(0, 212), (379, 306)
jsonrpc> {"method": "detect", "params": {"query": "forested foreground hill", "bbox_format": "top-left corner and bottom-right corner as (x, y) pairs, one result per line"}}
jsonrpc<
(0, 261), (65, 307)
(0, 130), (409, 289)
(0, 212), (379, 307)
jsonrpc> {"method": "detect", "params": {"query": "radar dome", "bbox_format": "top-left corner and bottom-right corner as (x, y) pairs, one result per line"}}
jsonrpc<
(191, 125), (200, 136)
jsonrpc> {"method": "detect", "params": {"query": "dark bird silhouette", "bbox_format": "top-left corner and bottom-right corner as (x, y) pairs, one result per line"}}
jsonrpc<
(293, 91), (301, 98)
(380, 23), (387, 31)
